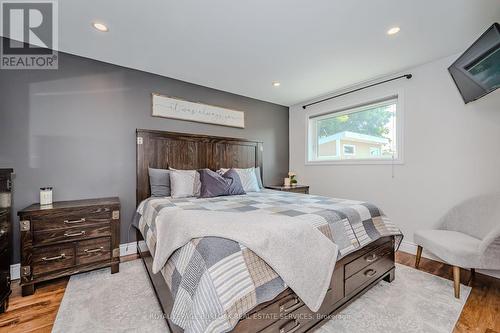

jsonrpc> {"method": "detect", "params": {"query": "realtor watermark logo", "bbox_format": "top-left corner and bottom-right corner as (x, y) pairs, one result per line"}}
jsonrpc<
(1, 1), (58, 69)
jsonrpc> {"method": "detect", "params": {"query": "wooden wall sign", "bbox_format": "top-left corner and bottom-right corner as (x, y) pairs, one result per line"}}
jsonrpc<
(152, 93), (245, 128)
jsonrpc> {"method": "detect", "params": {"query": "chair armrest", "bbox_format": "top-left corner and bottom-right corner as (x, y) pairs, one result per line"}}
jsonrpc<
(479, 224), (500, 254)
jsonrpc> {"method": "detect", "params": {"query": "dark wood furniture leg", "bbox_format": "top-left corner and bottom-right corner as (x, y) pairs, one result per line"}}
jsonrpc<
(469, 268), (475, 286)
(0, 297), (8, 313)
(22, 284), (35, 296)
(453, 266), (460, 298)
(383, 267), (395, 282)
(111, 262), (120, 274)
(415, 245), (423, 269)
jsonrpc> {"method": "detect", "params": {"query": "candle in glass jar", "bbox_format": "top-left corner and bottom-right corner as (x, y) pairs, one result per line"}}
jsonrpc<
(40, 187), (53, 205)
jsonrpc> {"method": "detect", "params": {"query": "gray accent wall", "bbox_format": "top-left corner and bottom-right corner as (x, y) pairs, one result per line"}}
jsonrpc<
(0, 48), (289, 263)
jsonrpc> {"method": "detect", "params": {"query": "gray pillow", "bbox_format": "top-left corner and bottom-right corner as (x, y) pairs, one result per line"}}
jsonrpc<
(199, 169), (246, 198)
(148, 167), (171, 197)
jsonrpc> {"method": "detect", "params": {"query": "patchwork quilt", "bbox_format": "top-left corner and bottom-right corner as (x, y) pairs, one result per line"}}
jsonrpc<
(134, 190), (402, 333)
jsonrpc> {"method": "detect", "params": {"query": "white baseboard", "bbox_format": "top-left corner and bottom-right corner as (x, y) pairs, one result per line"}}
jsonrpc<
(119, 241), (138, 256)
(9, 241), (138, 281)
(398, 240), (500, 279)
(10, 263), (20, 280)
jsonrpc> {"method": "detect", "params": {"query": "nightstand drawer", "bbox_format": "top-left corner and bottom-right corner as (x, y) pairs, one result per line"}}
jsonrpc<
(32, 243), (75, 276)
(34, 224), (111, 245)
(32, 207), (113, 232)
(285, 187), (309, 194)
(76, 237), (111, 265)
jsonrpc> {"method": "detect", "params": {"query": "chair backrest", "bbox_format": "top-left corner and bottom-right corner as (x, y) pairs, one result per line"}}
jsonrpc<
(441, 192), (500, 240)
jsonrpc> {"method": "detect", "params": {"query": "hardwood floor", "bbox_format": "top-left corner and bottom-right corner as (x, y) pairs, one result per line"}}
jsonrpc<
(396, 251), (500, 333)
(0, 254), (138, 333)
(0, 252), (498, 333)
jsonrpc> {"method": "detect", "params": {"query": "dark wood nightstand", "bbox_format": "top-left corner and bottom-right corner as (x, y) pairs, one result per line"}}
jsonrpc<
(265, 185), (310, 194)
(18, 197), (120, 296)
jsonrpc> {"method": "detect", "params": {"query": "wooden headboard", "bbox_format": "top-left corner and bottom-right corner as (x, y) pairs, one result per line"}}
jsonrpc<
(136, 129), (263, 205)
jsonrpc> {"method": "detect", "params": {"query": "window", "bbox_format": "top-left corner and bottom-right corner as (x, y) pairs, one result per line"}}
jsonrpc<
(369, 147), (381, 156)
(343, 144), (356, 156)
(308, 97), (401, 163)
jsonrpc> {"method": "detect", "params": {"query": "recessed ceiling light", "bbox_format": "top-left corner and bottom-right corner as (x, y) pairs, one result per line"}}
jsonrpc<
(387, 26), (400, 35)
(92, 22), (109, 32)
(272, 81), (281, 87)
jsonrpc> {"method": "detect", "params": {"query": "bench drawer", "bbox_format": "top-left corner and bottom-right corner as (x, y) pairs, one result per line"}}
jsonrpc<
(345, 253), (394, 296)
(262, 306), (313, 333)
(345, 241), (393, 278)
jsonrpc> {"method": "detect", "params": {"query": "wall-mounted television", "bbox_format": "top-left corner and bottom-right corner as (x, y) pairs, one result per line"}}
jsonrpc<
(448, 23), (500, 103)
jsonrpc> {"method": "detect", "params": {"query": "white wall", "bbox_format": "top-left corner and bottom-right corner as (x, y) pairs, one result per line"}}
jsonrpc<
(290, 54), (500, 265)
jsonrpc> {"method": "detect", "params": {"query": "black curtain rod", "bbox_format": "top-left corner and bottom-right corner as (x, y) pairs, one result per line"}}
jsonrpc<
(302, 74), (412, 109)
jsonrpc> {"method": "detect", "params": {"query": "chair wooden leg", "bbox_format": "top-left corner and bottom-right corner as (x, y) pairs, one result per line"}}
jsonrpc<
(415, 245), (423, 269)
(453, 266), (460, 299)
(468, 268), (475, 286)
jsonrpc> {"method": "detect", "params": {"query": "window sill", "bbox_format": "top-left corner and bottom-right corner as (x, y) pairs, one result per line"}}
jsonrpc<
(305, 159), (404, 166)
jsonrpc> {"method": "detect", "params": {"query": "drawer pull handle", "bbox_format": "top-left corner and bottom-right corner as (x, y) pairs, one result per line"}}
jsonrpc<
(42, 253), (66, 262)
(64, 218), (86, 224)
(0, 229), (6, 236)
(84, 247), (104, 254)
(280, 320), (301, 333)
(280, 297), (301, 313)
(364, 269), (377, 277)
(64, 231), (86, 237)
(365, 253), (378, 262)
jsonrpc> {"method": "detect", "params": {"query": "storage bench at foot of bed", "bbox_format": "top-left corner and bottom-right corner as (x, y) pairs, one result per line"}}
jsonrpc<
(248, 236), (395, 333)
(137, 230), (395, 333)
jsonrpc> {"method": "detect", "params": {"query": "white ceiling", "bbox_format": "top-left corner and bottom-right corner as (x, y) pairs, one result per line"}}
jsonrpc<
(11, 1), (500, 105)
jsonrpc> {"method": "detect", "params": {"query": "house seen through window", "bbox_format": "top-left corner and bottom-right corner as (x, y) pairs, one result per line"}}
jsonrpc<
(308, 97), (399, 162)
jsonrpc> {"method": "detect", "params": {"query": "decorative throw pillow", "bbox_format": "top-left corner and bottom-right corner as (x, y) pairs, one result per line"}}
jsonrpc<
(148, 167), (171, 197)
(199, 169), (246, 198)
(218, 167), (261, 192)
(169, 169), (201, 198)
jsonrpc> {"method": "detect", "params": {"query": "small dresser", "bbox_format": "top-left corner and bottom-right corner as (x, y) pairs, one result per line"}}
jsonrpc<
(18, 197), (120, 296)
(0, 169), (13, 312)
(265, 184), (310, 194)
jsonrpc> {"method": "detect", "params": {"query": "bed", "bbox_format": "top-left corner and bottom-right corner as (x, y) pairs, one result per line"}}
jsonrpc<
(134, 129), (402, 333)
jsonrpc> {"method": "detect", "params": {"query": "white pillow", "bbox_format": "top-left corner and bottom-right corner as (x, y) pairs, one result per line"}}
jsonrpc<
(169, 169), (201, 198)
(219, 167), (260, 192)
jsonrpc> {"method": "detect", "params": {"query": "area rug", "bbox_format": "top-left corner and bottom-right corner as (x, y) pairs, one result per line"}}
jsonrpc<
(53, 261), (471, 333)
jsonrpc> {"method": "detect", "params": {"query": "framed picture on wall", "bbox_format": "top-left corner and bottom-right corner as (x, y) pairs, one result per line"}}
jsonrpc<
(152, 93), (245, 128)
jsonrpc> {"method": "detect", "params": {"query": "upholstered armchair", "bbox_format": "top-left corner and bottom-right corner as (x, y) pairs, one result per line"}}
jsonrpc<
(413, 193), (500, 298)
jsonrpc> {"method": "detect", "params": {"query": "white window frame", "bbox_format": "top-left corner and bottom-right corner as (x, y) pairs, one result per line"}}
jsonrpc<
(369, 147), (381, 156)
(306, 92), (404, 165)
(342, 144), (356, 156)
